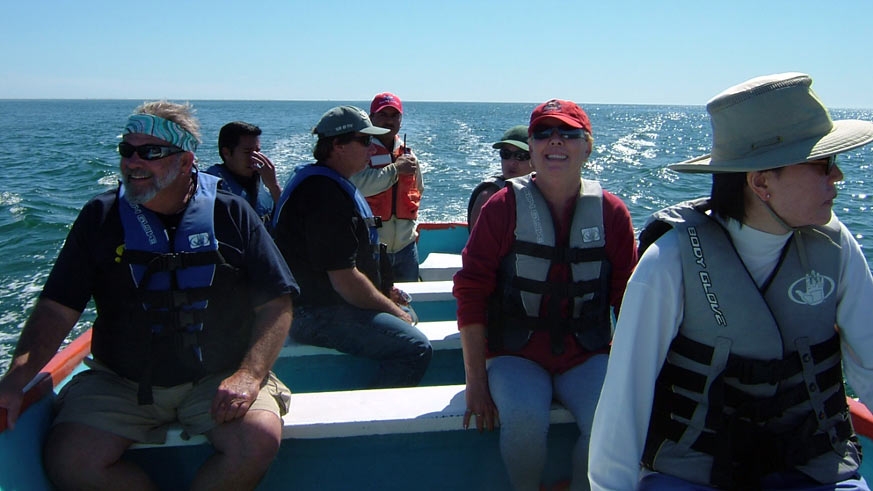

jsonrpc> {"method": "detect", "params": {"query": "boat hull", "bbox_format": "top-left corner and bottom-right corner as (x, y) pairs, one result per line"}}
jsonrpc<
(4, 222), (873, 490)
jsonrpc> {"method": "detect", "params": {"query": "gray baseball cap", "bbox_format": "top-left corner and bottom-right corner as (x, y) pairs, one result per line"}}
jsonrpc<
(312, 105), (390, 137)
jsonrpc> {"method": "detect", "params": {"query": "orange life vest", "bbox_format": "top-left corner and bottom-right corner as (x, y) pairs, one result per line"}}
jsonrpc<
(365, 139), (421, 220)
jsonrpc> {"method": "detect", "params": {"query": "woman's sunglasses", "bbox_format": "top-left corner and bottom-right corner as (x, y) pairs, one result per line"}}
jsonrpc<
(530, 127), (586, 140)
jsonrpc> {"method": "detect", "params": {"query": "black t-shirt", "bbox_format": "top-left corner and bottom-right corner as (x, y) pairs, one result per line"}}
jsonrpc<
(41, 186), (299, 384)
(273, 173), (379, 307)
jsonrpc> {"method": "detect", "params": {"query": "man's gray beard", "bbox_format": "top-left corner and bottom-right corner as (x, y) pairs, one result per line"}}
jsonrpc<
(122, 160), (182, 205)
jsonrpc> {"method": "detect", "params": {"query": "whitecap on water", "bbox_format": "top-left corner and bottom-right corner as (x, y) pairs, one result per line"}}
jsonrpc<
(0, 191), (22, 207)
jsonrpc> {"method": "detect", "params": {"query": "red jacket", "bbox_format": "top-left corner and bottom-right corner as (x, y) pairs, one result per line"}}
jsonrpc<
(454, 178), (638, 373)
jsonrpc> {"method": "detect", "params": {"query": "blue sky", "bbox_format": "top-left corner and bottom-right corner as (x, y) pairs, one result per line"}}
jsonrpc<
(2, 1), (871, 107)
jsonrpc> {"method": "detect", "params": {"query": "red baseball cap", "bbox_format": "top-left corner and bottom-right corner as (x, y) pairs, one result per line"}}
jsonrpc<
(370, 92), (403, 115)
(529, 99), (591, 134)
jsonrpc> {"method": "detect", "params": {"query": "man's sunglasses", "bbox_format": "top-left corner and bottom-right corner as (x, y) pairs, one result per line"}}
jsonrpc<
(531, 127), (587, 140)
(118, 142), (185, 161)
(499, 149), (530, 161)
(350, 134), (373, 146)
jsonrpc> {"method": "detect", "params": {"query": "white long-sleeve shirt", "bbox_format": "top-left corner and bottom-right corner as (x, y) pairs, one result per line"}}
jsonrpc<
(588, 216), (873, 491)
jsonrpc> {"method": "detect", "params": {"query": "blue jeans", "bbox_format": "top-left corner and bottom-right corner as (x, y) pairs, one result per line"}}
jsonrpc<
(387, 241), (419, 282)
(291, 304), (432, 387)
(638, 472), (869, 490)
(487, 354), (608, 491)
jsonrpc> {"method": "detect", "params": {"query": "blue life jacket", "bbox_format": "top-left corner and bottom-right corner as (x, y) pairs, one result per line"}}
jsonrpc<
(205, 164), (274, 230)
(117, 171), (226, 402)
(273, 163), (381, 247)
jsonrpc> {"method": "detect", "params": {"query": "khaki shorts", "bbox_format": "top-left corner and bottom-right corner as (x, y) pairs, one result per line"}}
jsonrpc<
(53, 359), (291, 444)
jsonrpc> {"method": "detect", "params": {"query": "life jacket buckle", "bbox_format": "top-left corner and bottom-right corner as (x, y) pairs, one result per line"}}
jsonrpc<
(172, 290), (191, 307)
(149, 252), (184, 272)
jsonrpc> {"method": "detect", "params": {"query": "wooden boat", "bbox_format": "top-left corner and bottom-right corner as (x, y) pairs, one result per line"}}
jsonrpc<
(2, 222), (872, 490)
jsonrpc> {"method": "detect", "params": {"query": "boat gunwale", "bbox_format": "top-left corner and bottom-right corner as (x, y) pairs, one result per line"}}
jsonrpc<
(0, 329), (92, 433)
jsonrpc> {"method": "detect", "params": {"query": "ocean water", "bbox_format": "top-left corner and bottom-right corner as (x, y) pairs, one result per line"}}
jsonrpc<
(1, 100), (872, 368)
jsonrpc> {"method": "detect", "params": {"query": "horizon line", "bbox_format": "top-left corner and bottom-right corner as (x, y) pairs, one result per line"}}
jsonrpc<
(1, 98), (870, 111)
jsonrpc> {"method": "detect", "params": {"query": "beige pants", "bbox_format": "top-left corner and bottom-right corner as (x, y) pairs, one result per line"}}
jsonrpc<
(53, 359), (291, 444)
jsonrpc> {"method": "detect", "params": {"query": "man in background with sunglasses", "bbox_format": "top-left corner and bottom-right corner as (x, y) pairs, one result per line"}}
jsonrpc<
(467, 124), (534, 230)
(350, 92), (424, 282)
(454, 99), (638, 490)
(273, 106), (432, 389)
(0, 101), (298, 490)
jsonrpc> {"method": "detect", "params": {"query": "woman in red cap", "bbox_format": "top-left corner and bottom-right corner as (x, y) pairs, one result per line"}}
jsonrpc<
(454, 99), (638, 490)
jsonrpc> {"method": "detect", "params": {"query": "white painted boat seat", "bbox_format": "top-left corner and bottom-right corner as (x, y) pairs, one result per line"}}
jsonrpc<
(418, 253), (463, 281)
(394, 280), (454, 303)
(133, 384), (575, 448)
(279, 320), (459, 358)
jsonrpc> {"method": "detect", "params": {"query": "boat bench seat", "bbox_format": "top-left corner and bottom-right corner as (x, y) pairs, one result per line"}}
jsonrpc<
(132, 384), (575, 448)
(279, 320), (460, 358)
(418, 252), (463, 281)
(394, 280), (454, 303)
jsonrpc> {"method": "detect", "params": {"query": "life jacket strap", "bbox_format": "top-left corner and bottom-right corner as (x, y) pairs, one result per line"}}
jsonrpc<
(512, 240), (607, 263)
(509, 276), (601, 298)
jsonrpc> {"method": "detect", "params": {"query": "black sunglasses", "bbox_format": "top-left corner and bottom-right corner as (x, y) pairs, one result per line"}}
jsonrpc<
(499, 148), (531, 161)
(821, 155), (837, 175)
(351, 134), (373, 146)
(118, 142), (185, 161)
(531, 127), (586, 140)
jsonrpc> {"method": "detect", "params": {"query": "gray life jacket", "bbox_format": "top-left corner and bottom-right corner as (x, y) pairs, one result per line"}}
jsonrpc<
(488, 175), (612, 354)
(639, 199), (859, 489)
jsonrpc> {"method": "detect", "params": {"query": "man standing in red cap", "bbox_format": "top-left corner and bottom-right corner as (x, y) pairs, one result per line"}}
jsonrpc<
(350, 92), (424, 283)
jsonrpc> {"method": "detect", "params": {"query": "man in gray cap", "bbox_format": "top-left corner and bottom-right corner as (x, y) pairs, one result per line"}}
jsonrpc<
(590, 73), (873, 490)
(272, 106), (432, 388)
(467, 124), (534, 230)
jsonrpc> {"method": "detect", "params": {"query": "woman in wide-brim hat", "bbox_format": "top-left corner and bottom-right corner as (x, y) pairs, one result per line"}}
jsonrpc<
(590, 73), (873, 491)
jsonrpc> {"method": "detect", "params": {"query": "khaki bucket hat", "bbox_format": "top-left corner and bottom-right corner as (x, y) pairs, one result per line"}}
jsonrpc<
(669, 72), (873, 173)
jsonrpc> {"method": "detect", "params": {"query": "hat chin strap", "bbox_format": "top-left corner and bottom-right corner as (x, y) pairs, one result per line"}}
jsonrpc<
(757, 194), (795, 233)
(756, 194), (820, 275)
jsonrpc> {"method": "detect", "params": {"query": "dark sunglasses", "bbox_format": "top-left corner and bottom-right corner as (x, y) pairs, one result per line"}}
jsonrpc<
(819, 155), (837, 175)
(351, 134), (373, 146)
(531, 127), (586, 140)
(118, 142), (185, 161)
(499, 148), (531, 161)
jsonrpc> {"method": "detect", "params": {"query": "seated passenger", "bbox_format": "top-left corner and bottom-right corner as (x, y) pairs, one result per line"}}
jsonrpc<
(0, 101), (298, 490)
(206, 121), (281, 232)
(273, 105), (432, 388)
(454, 100), (638, 490)
(468, 124), (533, 230)
(589, 72), (873, 491)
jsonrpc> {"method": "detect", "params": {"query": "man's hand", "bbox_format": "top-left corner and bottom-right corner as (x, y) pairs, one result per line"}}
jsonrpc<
(252, 151), (282, 202)
(390, 287), (411, 306)
(0, 379), (25, 431)
(210, 369), (262, 424)
(394, 154), (418, 175)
